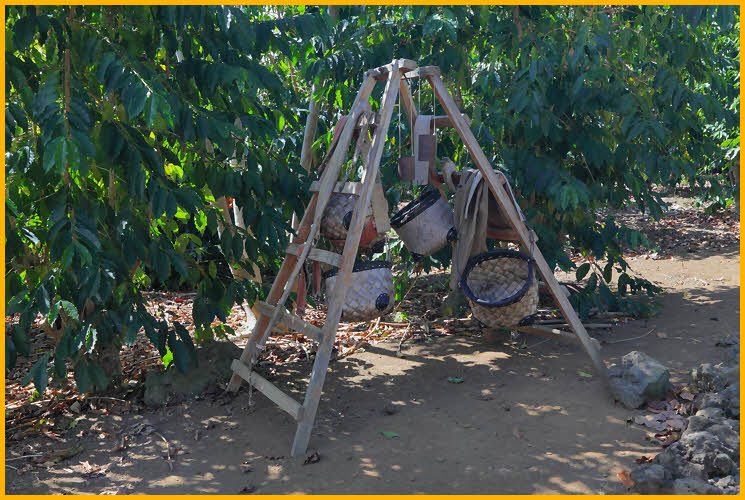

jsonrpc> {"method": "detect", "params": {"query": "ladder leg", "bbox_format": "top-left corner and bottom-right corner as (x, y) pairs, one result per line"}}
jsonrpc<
(291, 64), (404, 455)
(290, 328), (336, 456)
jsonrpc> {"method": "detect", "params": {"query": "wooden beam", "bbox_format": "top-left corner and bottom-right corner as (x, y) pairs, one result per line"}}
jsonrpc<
(403, 66), (442, 80)
(427, 73), (608, 382)
(399, 78), (418, 126)
(431, 114), (473, 129)
(286, 243), (342, 268)
(231, 360), (303, 421)
(253, 301), (323, 341)
(513, 325), (602, 352)
(364, 58), (418, 81)
(291, 63), (404, 457)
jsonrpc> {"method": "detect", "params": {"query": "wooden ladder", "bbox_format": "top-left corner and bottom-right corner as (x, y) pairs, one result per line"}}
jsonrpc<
(227, 59), (418, 456)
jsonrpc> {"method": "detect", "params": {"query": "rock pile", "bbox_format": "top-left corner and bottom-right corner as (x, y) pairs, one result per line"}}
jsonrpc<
(630, 339), (740, 495)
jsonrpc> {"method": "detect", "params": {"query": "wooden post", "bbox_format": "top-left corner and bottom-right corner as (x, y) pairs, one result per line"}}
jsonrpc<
(290, 63), (403, 456)
(427, 74), (608, 381)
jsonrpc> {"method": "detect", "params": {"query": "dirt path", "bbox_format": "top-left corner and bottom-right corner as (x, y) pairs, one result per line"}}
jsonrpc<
(6, 197), (739, 494)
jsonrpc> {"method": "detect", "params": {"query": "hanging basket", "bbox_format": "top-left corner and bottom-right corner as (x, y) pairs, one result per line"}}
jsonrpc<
(390, 187), (457, 259)
(321, 193), (385, 251)
(459, 249), (538, 328)
(323, 261), (395, 322)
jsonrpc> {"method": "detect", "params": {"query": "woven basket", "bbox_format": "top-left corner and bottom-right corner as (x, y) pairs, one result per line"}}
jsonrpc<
(390, 187), (457, 259)
(459, 249), (538, 328)
(323, 261), (395, 322)
(321, 193), (384, 251)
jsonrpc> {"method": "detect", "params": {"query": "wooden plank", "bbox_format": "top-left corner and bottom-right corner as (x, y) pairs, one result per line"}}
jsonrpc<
(291, 63), (404, 457)
(399, 78), (418, 126)
(364, 58), (418, 81)
(309, 180), (363, 196)
(230, 360), (303, 421)
(428, 73), (608, 382)
(513, 325), (602, 352)
(227, 76), (377, 392)
(286, 243), (342, 268)
(431, 114), (473, 128)
(403, 65), (442, 79)
(253, 301), (322, 341)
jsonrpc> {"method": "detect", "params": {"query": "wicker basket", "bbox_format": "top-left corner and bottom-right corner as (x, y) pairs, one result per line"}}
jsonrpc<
(321, 193), (385, 251)
(323, 261), (395, 322)
(459, 249), (538, 328)
(390, 187), (457, 259)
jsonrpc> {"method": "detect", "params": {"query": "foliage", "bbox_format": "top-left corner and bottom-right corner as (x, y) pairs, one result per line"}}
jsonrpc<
(5, 5), (328, 390)
(6, 6), (740, 393)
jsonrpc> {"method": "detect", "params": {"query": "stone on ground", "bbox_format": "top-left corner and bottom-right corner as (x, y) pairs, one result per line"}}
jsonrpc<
(608, 351), (674, 409)
(143, 339), (241, 407)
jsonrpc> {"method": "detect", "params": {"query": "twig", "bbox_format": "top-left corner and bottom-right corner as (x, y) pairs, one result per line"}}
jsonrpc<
(526, 338), (551, 349)
(5, 454), (45, 461)
(85, 396), (127, 402)
(152, 431), (173, 471)
(603, 328), (655, 344)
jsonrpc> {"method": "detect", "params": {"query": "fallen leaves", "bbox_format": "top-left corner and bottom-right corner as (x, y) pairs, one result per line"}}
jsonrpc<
(303, 451), (321, 465)
(80, 460), (109, 478)
(617, 470), (635, 488)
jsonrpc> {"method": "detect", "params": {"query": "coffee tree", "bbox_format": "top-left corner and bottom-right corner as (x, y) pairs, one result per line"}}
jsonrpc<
(5, 5), (328, 392)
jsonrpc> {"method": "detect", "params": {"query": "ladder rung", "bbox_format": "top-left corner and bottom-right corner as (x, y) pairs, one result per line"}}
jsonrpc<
(254, 301), (322, 341)
(431, 114), (473, 128)
(286, 243), (342, 268)
(230, 360), (303, 421)
(309, 181), (363, 196)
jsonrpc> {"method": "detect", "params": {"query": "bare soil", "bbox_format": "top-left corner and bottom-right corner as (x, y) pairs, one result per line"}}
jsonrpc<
(5, 195), (739, 494)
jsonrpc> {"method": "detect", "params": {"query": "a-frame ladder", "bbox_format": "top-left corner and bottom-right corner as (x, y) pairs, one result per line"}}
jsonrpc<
(228, 60), (608, 458)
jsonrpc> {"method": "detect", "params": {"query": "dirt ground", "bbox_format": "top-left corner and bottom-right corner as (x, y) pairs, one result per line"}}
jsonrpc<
(5, 195), (739, 494)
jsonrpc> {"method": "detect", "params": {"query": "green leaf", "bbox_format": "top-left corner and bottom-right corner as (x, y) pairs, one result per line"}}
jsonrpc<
(602, 262), (613, 283)
(89, 363), (108, 391)
(576, 263), (591, 281)
(11, 325), (30, 357)
(171, 340), (191, 373)
(380, 431), (399, 438)
(23, 353), (51, 395)
(43, 137), (65, 172)
(577, 370), (593, 378)
(74, 360), (91, 394)
(161, 346), (173, 369)
(60, 300), (79, 320)
(447, 377), (464, 384)
(122, 84), (148, 119)
(13, 15), (38, 51)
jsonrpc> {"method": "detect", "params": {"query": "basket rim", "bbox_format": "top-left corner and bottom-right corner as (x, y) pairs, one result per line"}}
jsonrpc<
(322, 260), (392, 279)
(390, 187), (442, 229)
(458, 249), (535, 308)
